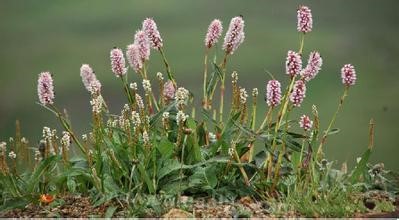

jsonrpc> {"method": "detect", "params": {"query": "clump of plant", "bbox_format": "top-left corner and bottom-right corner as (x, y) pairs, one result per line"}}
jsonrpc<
(0, 5), (396, 217)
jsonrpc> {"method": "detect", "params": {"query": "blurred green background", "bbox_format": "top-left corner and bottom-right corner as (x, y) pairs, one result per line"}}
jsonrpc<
(0, 0), (398, 170)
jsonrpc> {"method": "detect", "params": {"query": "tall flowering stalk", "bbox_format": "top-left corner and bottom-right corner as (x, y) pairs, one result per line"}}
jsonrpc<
(203, 19), (223, 109)
(80, 64), (102, 93)
(37, 72), (87, 157)
(266, 6), (313, 184)
(111, 47), (134, 105)
(317, 64), (357, 157)
(142, 18), (176, 87)
(218, 16), (245, 124)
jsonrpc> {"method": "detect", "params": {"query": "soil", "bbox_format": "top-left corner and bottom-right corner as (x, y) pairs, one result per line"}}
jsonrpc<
(1, 195), (398, 218)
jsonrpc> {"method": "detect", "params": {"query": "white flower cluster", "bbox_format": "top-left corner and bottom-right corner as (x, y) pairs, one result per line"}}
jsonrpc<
(252, 88), (258, 97)
(135, 94), (144, 110)
(209, 132), (217, 143)
(131, 111), (141, 128)
(42, 127), (53, 141)
(156, 72), (164, 81)
(90, 96), (103, 114)
(130, 82), (138, 91)
(175, 87), (189, 107)
(61, 131), (71, 149)
(0, 142), (6, 154)
(34, 150), (41, 161)
(8, 151), (16, 159)
(231, 71), (238, 83)
(239, 88), (248, 104)
(142, 79), (152, 93)
(142, 130), (149, 145)
(176, 110), (188, 124)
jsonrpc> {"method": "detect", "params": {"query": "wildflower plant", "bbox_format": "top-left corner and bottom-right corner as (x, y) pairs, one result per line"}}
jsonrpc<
(0, 7), (395, 218)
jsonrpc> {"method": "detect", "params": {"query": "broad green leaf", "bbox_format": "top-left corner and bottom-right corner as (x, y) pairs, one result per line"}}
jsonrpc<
(156, 138), (174, 158)
(27, 155), (60, 193)
(350, 149), (371, 183)
(104, 206), (117, 218)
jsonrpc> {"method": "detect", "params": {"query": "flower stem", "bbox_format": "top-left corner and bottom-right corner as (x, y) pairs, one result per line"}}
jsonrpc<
(203, 49), (209, 109)
(159, 47), (176, 88)
(317, 87), (348, 158)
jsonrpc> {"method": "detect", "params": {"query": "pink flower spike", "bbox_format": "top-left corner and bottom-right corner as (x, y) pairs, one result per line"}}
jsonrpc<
(301, 51), (323, 81)
(341, 64), (356, 86)
(80, 64), (101, 93)
(286, 50), (302, 77)
(299, 115), (313, 131)
(37, 72), (55, 105)
(110, 48), (127, 77)
(163, 80), (175, 100)
(297, 5), (313, 33)
(290, 80), (306, 107)
(266, 80), (282, 107)
(205, 19), (223, 48)
(126, 44), (143, 73)
(223, 16), (245, 55)
(142, 18), (163, 50)
(134, 30), (151, 61)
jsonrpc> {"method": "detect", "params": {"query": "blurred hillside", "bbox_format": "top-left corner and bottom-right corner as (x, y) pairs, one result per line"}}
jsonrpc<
(0, 0), (398, 170)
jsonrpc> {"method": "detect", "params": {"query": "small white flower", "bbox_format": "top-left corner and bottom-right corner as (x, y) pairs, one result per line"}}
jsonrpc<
(175, 87), (189, 107)
(82, 134), (88, 141)
(231, 71), (238, 83)
(131, 111), (141, 128)
(156, 72), (164, 81)
(90, 96), (103, 114)
(0, 142), (6, 153)
(209, 132), (217, 143)
(142, 130), (150, 145)
(130, 82), (138, 91)
(34, 150), (41, 161)
(61, 131), (71, 150)
(8, 151), (16, 159)
(135, 94), (144, 110)
(162, 112), (170, 120)
(21, 137), (28, 144)
(142, 79), (152, 93)
(239, 87), (248, 104)
(252, 88), (258, 97)
(176, 110), (188, 124)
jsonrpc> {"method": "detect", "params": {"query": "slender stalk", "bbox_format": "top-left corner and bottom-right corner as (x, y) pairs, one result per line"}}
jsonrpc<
(203, 49), (209, 109)
(121, 77), (134, 105)
(219, 53), (228, 125)
(159, 47), (176, 88)
(299, 33), (305, 54)
(257, 107), (273, 133)
(317, 87), (348, 157)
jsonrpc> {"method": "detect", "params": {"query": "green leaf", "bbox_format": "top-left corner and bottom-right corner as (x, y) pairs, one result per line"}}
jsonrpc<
(67, 177), (77, 192)
(206, 62), (224, 98)
(104, 206), (117, 218)
(350, 149), (372, 183)
(156, 138), (174, 158)
(326, 128), (340, 136)
(27, 155), (60, 193)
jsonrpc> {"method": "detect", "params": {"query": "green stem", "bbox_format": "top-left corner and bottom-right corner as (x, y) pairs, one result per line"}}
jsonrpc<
(317, 87), (349, 157)
(159, 48), (176, 88)
(299, 33), (305, 54)
(121, 77), (134, 105)
(203, 49), (209, 109)
(219, 53), (228, 125)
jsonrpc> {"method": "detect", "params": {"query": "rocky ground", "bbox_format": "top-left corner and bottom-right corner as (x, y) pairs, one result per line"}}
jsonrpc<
(1, 195), (398, 218)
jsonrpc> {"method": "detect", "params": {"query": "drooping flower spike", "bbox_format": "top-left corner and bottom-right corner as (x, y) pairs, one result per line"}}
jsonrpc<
(80, 64), (102, 93)
(301, 51), (323, 81)
(290, 80), (306, 107)
(110, 48), (127, 77)
(126, 44), (142, 73)
(341, 64), (356, 86)
(297, 5), (313, 33)
(223, 16), (245, 55)
(286, 50), (302, 78)
(142, 18), (163, 50)
(299, 114), (313, 131)
(134, 30), (151, 61)
(205, 19), (223, 49)
(266, 80), (282, 107)
(37, 72), (55, 105)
